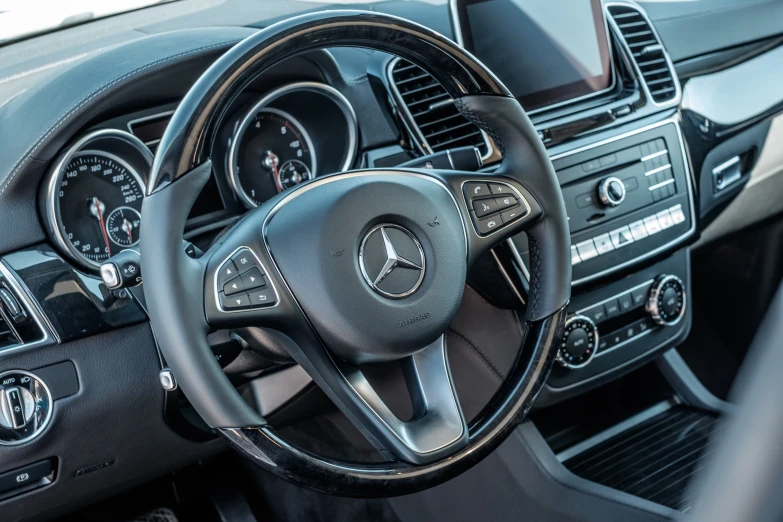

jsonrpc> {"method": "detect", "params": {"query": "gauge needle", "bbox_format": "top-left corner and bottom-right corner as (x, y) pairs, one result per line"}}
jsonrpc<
(264, 150), (283, 193)
(89, 197), (111, 256)
(122, 218), (133, 244)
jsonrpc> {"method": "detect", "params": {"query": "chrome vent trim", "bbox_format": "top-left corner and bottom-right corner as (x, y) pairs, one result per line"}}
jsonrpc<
(387, 57), (500, 163)
(606, 2), (681, 108)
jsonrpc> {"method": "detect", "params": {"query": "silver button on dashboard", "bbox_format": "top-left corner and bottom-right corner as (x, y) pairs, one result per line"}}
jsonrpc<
(576, 239), (598, 261)
(656, 210), (674, 229)
(643, 216), (662, 235)
(593, 233), (614, 255)
(629, 220), (648, 240)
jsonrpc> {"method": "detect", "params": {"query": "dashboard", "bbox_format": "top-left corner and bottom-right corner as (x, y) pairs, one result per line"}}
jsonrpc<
(41, 77), (359, 270)
(0, 0), (781, 519)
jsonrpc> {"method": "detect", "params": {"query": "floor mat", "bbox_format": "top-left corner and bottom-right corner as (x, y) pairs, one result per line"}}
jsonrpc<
(130, 508), (179, 522)
(563, 405), (718, 512)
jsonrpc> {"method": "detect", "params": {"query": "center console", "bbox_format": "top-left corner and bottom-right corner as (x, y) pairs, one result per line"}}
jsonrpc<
(509, 118), (695, 403)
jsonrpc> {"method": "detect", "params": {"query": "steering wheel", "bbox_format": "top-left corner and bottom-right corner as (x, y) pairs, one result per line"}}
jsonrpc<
(140, 11), (570, 497)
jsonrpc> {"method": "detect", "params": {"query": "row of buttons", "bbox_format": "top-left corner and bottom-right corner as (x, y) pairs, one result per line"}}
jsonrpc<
(463, 181), (528, 235)
(580, 281), (653, 325)
(571, 204), (685, 265)
(216, 248), (277, 311)
(597, 318), (653, 354)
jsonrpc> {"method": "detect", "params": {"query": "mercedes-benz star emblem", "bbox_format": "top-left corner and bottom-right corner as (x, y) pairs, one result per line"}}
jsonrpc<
(359, 224), (425, 299)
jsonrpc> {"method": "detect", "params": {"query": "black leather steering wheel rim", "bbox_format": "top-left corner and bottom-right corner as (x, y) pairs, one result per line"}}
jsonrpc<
(140, 10), (571, 497)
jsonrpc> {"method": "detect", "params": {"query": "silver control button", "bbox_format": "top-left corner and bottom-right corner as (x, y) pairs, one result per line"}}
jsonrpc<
(159, 369), (177, 391)
(99, 263), (121, 289)
(576, 240), (598, 261)
(571, 245), (581, 265)
(669, 204), (685, 224)
(643, 216), (662, 235)
(609, 226), (634, 249)
(656, 209), (674, 229)
(629, 220), (649, 240)
(593, 233), (614, 255)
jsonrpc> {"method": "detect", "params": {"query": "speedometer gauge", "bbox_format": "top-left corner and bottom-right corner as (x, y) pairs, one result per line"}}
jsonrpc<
(229, 107), (316, 208)
(58, 153), (144, 263)
(44, 130), (152, 271)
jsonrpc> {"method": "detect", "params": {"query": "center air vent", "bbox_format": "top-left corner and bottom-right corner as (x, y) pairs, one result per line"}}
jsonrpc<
(607, 4), (679, 105)
(389, 59), (489, 157)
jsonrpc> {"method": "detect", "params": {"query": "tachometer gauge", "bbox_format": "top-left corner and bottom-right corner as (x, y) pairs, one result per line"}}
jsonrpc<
(229, 107), (316, 207)
(44, 130), (152, 270)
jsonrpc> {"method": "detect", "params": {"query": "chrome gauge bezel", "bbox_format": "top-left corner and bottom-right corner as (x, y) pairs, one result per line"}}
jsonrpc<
(44, 129), (152, 271)
(228, 81), (359, 209)
(229, 107), (317, 209)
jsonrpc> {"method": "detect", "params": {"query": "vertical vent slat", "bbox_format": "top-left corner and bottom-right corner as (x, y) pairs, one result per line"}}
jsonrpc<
(390, 59), (486, 155)
(607, 4), (677, 104)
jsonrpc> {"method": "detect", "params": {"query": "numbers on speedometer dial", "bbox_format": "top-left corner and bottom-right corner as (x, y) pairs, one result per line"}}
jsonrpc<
(57, 152), (145, 264)
(231, 108), (316, 207)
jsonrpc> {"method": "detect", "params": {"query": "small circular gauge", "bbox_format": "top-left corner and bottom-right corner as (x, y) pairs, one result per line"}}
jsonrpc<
(106, 206), (141, 247)
(278, 160), (312, 190)
(230, 107), (316, 207)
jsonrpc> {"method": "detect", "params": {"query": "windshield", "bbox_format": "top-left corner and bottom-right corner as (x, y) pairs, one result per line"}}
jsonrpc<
(0, 0), (175, 45)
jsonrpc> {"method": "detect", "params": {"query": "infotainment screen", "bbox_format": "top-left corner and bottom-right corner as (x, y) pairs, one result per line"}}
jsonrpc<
(454, 0), (614, 113)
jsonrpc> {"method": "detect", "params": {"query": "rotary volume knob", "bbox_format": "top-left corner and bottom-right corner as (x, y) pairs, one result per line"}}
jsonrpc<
(556, 315), (599, 369)
(647, 275), (686, 326)
(597, 177), (626, 207)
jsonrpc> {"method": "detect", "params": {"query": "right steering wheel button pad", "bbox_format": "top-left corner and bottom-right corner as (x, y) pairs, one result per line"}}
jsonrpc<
(463, 180), (532, 236)
(216, 247), (277, 312)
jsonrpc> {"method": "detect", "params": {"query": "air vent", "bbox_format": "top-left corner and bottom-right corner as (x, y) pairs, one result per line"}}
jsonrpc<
(390, 59), (488, 155)
(0, 313), (19, 349)
(607, 4), (678, 104)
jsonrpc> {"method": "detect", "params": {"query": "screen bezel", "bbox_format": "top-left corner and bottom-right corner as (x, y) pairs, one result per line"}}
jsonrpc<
(451, 0), (616, 114)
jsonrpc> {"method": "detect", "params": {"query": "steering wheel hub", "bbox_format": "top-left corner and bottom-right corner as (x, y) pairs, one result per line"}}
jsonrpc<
(265, 172), (467, 364)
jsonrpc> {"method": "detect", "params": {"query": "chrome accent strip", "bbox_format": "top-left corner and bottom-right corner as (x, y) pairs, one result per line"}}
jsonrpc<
(507, 117), (696, 287)
(43, 129), (152, 271)
(0, 261), (56, 352)
(556, 399), (678, 462)
(648, 178), (675, 191)
(645, 164), (672, 176)
(604, 1), (682, 109)
(641, 149), (668, 162)
(386, 57), (501, 164)
(228, 82), (358, 209)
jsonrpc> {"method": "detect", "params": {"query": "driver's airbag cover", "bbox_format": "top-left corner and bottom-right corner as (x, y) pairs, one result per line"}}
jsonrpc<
(265, 172), (466, 364)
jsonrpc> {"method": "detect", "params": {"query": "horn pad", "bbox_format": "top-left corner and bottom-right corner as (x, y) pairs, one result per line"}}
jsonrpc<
(265, 172), (467, 364)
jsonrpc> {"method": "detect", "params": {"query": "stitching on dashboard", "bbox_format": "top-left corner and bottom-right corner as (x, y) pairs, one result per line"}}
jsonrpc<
(0, 39), (239, 197)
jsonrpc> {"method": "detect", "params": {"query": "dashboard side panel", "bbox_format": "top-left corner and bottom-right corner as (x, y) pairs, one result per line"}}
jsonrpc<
(0, 323), (223, 522)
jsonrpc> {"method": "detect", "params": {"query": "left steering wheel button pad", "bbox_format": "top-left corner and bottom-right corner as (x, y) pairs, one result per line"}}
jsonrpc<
(216, 247), (278, 313)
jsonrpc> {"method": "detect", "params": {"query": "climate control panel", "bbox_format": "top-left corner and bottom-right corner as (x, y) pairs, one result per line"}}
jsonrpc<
(556, 272), (687, 370)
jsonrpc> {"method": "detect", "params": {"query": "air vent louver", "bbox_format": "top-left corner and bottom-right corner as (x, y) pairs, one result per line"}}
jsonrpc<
(608, 4), (677, 104)
(0, 313), (18, 349)
(390, 59), (487, 154)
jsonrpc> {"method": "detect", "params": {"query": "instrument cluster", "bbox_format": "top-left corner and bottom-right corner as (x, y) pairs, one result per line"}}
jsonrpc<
(42, 81), (358, 270)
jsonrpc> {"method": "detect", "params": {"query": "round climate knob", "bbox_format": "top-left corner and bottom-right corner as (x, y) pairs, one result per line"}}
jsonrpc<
(597, 176), (626, 207)
(647, 275), (686, 326)
(556, 315), (599, 369)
